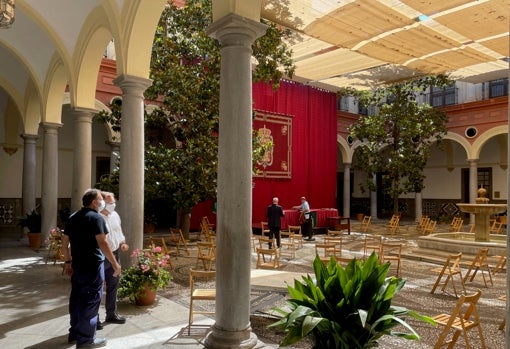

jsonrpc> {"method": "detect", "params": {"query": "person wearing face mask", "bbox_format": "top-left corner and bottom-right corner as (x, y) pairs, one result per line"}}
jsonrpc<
(61, 188), (120, 348)
(99, 191), (129, 326)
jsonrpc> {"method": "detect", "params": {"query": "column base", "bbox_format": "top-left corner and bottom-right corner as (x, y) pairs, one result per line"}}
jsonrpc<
(203, 324), (259, 349)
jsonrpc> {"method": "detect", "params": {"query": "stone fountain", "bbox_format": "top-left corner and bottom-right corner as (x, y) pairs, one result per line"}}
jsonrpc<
(418, 188), (507, 255)
(456, 188), (507, 241)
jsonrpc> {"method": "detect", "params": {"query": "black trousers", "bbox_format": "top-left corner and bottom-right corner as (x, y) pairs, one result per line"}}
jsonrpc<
(268, 227), (281, 248)
(301, 219), (313, 239)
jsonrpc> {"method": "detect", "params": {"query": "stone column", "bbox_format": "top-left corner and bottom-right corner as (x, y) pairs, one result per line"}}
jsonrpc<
(342, 163), (350, 217)
(415, 192), (422, 222)
(205, 14), (266, 349)
(113, 75), (152, 263)
(70, 108), (96, 212)
(21, 134), (38, 216)
(468, 159), (478, 224)
(41, 122), (62, 243)
(109, 141), (120, 173)
(370, 174), (377, 218)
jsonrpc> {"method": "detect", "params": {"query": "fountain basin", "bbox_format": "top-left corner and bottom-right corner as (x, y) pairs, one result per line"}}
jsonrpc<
(456, 203), (507, 215)
(456, 203), (506, 241)
(418, 232), (506, 256)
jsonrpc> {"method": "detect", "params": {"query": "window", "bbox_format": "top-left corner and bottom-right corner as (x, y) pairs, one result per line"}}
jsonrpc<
(477, 167), (492, 199)
(489, 78), (508, 98)
(430, 83), (457, 107)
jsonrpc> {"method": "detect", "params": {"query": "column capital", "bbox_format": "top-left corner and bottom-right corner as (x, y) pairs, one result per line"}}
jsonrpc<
(21, 133), (39, 141)
(113, 74), (152, 96)
(207, 12), (267, 47)
(40, 122), (63, 132)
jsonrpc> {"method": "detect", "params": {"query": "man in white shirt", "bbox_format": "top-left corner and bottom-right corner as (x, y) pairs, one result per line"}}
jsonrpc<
(100, 192), (129, 325)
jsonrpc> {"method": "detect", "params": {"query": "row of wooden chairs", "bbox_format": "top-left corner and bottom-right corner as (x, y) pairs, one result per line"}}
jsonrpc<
(314, 233), (403, 276)
(416, 215), (438, 235)
(430, 248), (495, 300)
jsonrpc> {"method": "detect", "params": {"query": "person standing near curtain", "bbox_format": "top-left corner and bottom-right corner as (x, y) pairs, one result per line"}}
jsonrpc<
(296, 196), (314, 241)
(266, 197), (284, 249)
(100, 191), (129, 326)
(61, 188), (120, 348)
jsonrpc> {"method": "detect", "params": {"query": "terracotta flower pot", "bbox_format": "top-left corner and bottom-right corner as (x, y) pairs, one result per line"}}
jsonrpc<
(135, 286), (157, 306)
(27, 232), (41, 250)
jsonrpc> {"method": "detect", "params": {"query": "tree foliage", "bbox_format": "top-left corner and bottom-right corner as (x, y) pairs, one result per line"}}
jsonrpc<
(97, 0), (295, 230)
(345, 75), (451, 214)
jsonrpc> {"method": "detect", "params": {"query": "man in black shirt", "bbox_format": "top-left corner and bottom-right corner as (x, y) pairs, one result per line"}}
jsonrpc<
(61, 189), (121, 348)
(266, 197), (284, 249)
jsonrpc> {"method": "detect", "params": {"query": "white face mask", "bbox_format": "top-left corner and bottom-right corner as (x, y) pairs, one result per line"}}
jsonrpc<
(106, 202), (116, 213)
(98, 199), (106, 212)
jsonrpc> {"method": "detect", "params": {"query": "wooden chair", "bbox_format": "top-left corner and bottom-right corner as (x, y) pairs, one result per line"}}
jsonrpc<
(202, 216), (215, 231)
(380, 242), (402, 276)
(250, 228), (258, 253)
(432, 289), (486, 349)
(423, 220), (437, 235)
(462, 248), (493, 287)
(491, 248), (506, 274)
(260, 221), (270, 237)
(287, 225), (303, 249)
(430, 252), (465, 298)
(498, 215), (507, 232)
(195, 241), (216, 271)
(326, 229), (344, 237)
(490, 220), (504, 234)
(200, 219), (215, 242)
(315, 241), (337, 264)
(385, 214), (400, 235)
(279, 229), (296, 259)
(359, 215), (371, 233)
(188, 269), (216, 335)
(256, 237), (280, 269)
(363, 235), (382, 260)
(415, 215), (430, 235)
(449, 217), (464, 232)
(169, 228), (190, 256)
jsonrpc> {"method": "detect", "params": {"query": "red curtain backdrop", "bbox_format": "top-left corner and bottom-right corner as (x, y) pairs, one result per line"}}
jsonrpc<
(190, 80), (337, 230)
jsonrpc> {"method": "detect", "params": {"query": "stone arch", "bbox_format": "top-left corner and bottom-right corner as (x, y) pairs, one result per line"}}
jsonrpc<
(42, 55), (67, 124)
(442, 131), (472, 161)
(71, 7), (116, 108)
(471, 125), (508, 160)
(336, 135), (351, 163)
(113, 2), (166, 77)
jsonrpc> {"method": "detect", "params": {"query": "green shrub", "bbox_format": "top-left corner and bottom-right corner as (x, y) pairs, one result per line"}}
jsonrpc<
(269, 254), (435, 348)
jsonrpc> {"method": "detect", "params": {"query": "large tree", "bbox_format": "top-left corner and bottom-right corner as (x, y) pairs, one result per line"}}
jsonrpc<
(99, 0), (296, 233)
(345, 75), (451, 215)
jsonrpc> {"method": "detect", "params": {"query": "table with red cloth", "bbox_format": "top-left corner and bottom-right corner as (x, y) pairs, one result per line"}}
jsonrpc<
(281, 208), (338, 230)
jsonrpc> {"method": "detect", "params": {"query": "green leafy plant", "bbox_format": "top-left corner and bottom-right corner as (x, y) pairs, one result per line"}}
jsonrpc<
(269, 254), (435, 348)
(118, 246), (172, 303)
(18, 209), (42, 233)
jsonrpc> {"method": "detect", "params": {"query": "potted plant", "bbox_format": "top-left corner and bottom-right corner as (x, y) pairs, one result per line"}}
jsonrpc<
(18, 209), (42, 249)
(117, 246), (172, 305)
(270, 254), (434, 348)
(351, 201), (366, 221)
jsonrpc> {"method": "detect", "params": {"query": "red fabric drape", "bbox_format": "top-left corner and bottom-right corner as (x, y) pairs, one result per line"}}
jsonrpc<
(190, 80), (337, 230)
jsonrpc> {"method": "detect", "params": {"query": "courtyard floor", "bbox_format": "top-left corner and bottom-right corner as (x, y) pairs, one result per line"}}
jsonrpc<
(0, 220), (507, 348)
